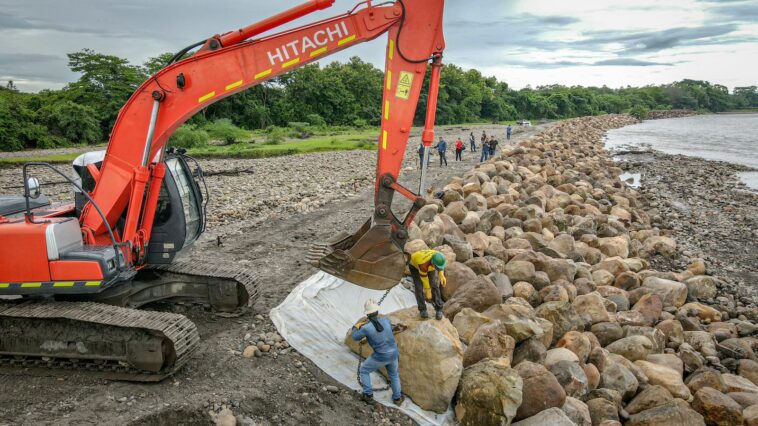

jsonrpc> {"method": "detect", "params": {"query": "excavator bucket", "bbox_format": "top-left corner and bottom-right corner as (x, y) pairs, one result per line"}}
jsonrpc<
(307, 219), (406, 290)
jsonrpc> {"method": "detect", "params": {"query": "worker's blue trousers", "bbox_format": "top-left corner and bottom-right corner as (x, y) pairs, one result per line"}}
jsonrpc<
(360, 353), (402, 401)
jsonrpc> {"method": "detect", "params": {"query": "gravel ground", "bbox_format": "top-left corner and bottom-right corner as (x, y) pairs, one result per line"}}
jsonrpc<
(0, 123), (548, 425)
(615, 149), (758, 298)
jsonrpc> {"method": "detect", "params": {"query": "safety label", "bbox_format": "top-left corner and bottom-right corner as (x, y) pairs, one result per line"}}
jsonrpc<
(396, 71), (413, 100)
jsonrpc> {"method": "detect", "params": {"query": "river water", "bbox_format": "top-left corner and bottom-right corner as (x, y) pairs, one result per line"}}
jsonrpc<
(605, 113), (758, 190)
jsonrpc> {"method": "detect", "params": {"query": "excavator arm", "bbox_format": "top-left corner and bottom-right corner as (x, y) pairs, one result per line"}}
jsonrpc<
(80, 0), (446, 289)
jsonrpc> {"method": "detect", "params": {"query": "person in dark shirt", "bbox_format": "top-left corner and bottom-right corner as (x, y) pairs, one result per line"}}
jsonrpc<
(469, 132), (476, 152)
(351, 300), (404, 405)
(489, 137), (499, 157)
(480, 138), (490, 162)
(434, 137), (448, 166)
(417, 143), (428, 169)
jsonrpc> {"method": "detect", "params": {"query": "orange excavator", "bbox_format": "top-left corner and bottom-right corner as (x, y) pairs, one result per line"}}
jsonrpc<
(0, 0), (445, 380)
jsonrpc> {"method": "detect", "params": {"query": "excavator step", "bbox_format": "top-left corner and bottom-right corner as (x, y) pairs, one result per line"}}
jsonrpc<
(0, 301), (200, 382)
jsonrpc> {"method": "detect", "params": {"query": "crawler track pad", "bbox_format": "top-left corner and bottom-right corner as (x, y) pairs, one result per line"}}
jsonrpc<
(307, 219), (405, 290)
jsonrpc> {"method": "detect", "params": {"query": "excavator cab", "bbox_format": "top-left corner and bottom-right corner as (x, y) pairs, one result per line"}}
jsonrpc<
(72, 148), (207, 265)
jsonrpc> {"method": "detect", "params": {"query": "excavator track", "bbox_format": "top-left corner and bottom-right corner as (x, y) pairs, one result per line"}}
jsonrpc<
(150, 259), (259, 311)
(0, 301), (200, 382)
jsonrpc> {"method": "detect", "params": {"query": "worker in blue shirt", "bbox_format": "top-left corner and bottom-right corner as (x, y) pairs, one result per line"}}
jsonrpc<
(435, 136), (448, 166)
(351, 299), (404, 405)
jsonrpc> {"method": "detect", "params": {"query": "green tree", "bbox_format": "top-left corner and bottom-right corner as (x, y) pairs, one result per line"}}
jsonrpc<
(62, 49), (147, 135)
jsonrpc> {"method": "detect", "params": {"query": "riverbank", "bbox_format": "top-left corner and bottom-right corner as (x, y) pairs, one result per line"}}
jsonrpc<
(616, 149), (758, 299)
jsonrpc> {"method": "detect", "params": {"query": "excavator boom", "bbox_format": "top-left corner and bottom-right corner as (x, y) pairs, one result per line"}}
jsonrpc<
(78, 0), (445, 289)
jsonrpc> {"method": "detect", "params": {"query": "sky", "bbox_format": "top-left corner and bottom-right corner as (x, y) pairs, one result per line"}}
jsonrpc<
(1, 0), (756, 92)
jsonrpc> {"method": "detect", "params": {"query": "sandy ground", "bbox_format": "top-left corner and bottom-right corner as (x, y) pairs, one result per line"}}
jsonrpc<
(0, 123), (547, 425)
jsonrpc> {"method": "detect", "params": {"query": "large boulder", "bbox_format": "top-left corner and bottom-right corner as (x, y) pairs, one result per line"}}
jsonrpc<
(444, 201), (468, 223)
(455, 359), (523, 426)
(512, 407), (575, 426)
(344, 307), (463, 413)
(572, 292), (611, 325)
(606, 335), (654, 361)
(598, 235), (629, 258)
(442, 262), (477, 301)
(453, 308), (493, 344)
(515, 361), (567, 420)
(634, 360), (692, 400)
(626, 400), (705, 426)
(561, 397), (592, 426)
(548, 359), (589, 398)
(463, 322), (516, 367)
(535, 301), (583, 346)
(443, 275), (502, 320)
(483, 303), (544, 343)
(643, 235), (677, 256)
(684, 275), (718, 301)
(625, 384), (674, 415)
(600, 362), (639, 400)
(691, 386), (743, 426)
(444, 236), (474, 263)
(505, 260), (536, 283)
(642, 277), (688, 308)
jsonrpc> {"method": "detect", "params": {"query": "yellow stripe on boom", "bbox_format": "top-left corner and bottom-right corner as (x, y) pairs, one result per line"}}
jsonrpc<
(198, 91), (216, 103)
(310, 47), (328, 58)
(388, 39), (394, 60)
(0, 283), (8, 288)
(225, 80), (243, 91)
(386, 70), (392, 91)
(282, 58), (300, 68)
(21, 282), (42, 288)
(53, 281), (76, 287)
(384, 101), (390, 121)
(255, 69), (273, 79)
(382, 130), (388, 150)
(85, 281), (101, 287)
(338, 35), (356, 46)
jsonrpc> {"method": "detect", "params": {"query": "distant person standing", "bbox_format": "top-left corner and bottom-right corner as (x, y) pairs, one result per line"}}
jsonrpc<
(481, 131), (487, 148)
(435, 137), (448, 166)
(469, 132), (476, 152)
(455, 137), (464, 161)
(417, 142), (427, 169)
(506, 124), (512, 140)
(489, 137), (499, 157)
(480, 138), (490, 162)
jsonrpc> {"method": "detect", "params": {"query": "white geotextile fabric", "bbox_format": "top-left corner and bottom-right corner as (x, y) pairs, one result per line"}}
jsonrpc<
(270, 272), (456, 426)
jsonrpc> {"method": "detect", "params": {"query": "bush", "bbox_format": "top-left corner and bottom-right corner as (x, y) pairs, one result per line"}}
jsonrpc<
(629, 105), (649, 120)
(202, 118), (250, 144)
(44, 101), (102, 145)
(286, 121), (312, 139)
(305, 113), (326, 127)
(352, 118), (368, 129)
(169, 124), (210, 148)
(264, 126), (285, 145)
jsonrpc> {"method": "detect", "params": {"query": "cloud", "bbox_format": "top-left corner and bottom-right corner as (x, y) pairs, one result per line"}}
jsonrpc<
(576, 24), (740, 53)
(0, 11), (117, 36)
(593, 58), (672, 66)
(0, 53), (70, 82)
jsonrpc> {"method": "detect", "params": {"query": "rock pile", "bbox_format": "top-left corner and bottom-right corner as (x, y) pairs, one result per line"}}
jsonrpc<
(358, 114), (758, 424)
(646, 110), (699, 120)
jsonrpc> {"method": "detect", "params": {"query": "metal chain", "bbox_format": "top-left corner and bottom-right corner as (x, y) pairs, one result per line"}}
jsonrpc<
(356, 287), (393, 393)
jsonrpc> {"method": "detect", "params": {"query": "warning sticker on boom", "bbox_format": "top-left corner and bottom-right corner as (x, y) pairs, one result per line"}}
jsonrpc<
(395, 71), (413, 100)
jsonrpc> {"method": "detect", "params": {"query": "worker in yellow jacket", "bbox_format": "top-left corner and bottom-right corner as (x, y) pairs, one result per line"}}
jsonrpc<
(408, 249), (447, 320)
